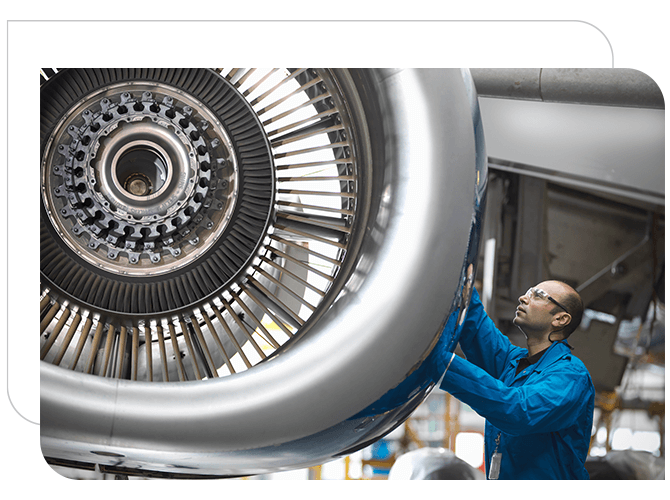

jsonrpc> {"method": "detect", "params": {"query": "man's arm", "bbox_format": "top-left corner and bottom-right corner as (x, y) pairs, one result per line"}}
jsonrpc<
(440, 355), (594, 436)
(454, 288), (524, 378)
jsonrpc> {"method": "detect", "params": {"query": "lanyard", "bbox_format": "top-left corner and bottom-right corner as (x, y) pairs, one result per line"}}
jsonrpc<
(489, 432), (502, 479)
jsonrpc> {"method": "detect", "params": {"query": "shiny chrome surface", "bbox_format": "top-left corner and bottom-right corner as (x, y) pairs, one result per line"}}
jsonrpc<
(40, 68), (486, 477)
(42, 81), (241, 277)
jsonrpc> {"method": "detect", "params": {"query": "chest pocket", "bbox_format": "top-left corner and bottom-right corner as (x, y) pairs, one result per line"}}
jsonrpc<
(506, 349), (571, 387)
(512, 366), (538, 385)
(503, 361), (539, 387)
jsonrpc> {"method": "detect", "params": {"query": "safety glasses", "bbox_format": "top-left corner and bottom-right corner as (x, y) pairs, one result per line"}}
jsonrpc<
(525, 287), (570, 314)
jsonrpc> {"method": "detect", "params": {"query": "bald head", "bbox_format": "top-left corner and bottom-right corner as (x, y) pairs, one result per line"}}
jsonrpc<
(538, 281), (584, 338)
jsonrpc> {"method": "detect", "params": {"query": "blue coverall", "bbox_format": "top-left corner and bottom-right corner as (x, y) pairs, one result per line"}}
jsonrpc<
(440, 289), (595, 480)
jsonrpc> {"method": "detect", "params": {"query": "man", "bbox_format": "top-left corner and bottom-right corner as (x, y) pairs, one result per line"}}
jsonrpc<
(440, 280), (595, 480)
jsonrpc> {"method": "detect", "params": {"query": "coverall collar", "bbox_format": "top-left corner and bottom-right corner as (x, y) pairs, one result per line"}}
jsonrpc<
(512, 340), (572, 374)
(515, 345), (548, 375)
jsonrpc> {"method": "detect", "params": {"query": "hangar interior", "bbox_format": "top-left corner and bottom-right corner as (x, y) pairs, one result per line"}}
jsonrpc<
(40, 68), (664, 480)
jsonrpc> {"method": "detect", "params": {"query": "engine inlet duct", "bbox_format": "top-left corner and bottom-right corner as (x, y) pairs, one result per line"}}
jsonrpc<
(40, 68), (487, 478)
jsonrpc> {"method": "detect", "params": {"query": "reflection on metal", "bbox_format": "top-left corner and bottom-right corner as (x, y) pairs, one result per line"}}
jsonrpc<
(388, 447), (485, 480)
(586, 450), (665, 480)
(40, 68), (486, 477)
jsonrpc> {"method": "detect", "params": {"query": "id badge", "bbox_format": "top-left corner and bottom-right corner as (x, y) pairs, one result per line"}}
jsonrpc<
(489, 451), (502, 480)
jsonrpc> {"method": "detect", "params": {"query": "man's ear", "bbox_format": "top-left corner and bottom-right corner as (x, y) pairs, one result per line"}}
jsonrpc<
(552, 312), (571, 330)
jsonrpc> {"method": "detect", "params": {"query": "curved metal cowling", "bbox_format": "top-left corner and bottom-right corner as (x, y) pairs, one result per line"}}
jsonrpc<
(41, 68), (487, 477)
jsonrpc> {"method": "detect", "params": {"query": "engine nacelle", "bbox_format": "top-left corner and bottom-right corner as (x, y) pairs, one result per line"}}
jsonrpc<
(40, 68), (486, 477)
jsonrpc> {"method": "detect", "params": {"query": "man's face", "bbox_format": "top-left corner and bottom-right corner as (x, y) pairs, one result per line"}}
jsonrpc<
(513, 281), (569, 337)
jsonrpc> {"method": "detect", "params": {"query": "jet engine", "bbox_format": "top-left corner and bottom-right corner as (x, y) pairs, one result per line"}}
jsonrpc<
(40, 68), (486, 477)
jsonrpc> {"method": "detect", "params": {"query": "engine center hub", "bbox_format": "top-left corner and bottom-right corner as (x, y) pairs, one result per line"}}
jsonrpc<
(115, 144), (168, 196)
(40, 70), (274, 314)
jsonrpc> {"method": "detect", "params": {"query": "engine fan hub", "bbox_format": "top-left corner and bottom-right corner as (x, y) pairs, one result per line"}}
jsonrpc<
(40, 70), (275, 316)
(115, 144), (168, 196)
(42, 82), (242, 276)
